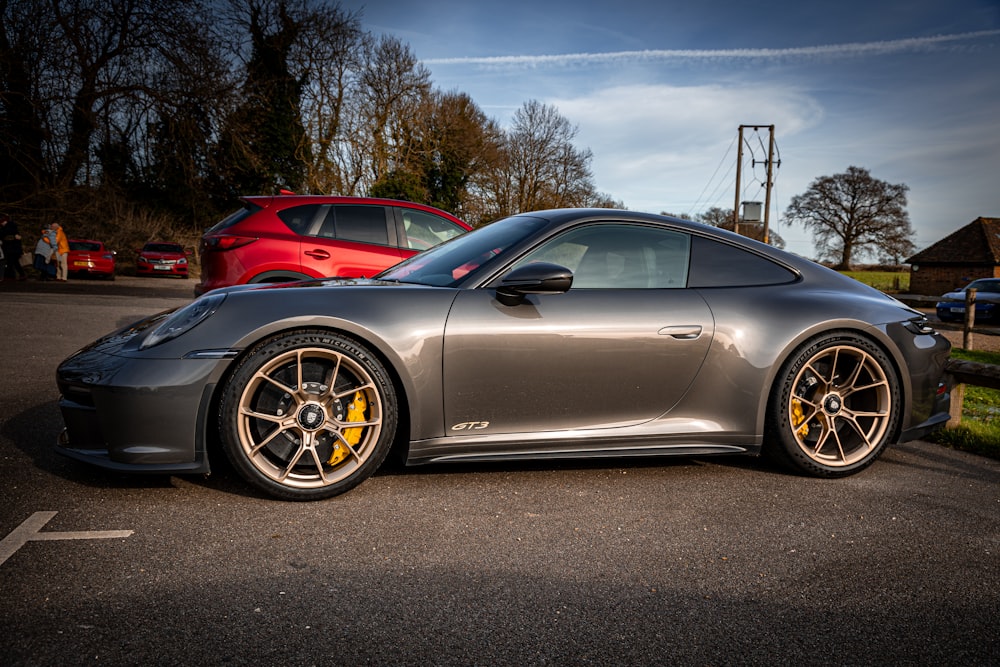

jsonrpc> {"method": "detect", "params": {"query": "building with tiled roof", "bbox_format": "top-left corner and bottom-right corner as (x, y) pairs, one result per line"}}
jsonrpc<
(907, 217), (1000, 295)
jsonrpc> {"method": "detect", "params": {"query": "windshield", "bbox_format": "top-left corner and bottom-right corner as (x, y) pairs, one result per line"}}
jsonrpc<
(144, 243), (183, 253)
(378, 215), (549, 286)
(967, 279), (1000, 292)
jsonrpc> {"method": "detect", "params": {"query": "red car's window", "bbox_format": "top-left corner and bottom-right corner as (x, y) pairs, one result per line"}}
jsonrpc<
(206, 203), (260, 234)
(400, 209), (466, 250)
(277, 205), (322, 235)
(316, 205), (389, 246)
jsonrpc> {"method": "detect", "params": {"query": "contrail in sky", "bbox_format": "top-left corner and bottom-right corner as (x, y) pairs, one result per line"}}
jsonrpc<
(423, 30), (1000, 67)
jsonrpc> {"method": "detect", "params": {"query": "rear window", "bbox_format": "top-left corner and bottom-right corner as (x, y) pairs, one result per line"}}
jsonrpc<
(206, 203), (261, 234)
(70, 241), (102, 251)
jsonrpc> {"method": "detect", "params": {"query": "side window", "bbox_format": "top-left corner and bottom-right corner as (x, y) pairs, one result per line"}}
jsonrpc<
(687, 236), (796, 287)
(513, 224), (691, 289)
(400, 209), (466, 250)
(277, 204), (322, 235)
(315, 205), (390, 246)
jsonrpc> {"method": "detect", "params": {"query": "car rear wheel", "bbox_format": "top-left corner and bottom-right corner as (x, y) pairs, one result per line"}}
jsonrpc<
(219, 330), (397, 500)
(766, 333), (900, 477)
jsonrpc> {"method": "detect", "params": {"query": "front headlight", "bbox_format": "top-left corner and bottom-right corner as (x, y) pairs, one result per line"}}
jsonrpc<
(902, 316), (935, 335)
(140, 293), (226, 349)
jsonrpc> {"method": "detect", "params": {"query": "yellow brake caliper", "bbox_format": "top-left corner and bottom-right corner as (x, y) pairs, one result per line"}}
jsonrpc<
(328, 391), (367, 465)
(791, 398), (809, 438)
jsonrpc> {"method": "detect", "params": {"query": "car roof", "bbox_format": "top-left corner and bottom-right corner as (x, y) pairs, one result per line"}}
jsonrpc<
(503, 208), (860, 284)
(239, 195), (469, 226)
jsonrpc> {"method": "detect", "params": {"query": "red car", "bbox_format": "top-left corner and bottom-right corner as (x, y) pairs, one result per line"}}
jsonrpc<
(195, 195), (471, 295)
(67, 239), (116, 280)
(136, 242), (189, 278)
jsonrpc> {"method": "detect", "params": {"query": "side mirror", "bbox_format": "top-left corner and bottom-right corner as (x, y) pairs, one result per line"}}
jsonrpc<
(496, 262), (573, 305)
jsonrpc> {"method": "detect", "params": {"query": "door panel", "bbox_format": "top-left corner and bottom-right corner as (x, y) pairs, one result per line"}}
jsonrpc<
(300, 205), (404, 278)
(442, 288), (714, 435)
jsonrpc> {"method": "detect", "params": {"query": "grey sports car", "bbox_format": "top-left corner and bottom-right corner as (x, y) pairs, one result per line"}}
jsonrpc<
(56, 209), (952, 500)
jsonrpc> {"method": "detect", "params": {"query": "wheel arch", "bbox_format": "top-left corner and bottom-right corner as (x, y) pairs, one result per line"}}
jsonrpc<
(246, 269), (316, 284)
(210, 321), (416, 462)
(760, 323), (910, 445)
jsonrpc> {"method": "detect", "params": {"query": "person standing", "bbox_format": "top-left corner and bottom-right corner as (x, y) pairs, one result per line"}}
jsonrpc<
(33, 226), (57, 280)
(0, 213), (27, 281)
(51, 222), (69, 281)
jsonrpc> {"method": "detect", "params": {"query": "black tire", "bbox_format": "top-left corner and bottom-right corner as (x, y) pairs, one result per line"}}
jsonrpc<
(765, 333), (901, 478)
(219, 330), (398, 500)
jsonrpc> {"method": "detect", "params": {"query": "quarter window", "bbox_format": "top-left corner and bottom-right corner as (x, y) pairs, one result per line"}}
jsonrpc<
(687, 236), (796, 287)
(277, 204), (322, 235)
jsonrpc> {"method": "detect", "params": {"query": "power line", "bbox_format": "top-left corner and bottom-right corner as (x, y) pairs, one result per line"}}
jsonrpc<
(686, 134), (737, 217)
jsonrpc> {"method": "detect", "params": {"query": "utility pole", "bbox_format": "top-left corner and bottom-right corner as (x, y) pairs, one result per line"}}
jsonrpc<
(733, 124), (779, 242)
(732, 126), (745, 236)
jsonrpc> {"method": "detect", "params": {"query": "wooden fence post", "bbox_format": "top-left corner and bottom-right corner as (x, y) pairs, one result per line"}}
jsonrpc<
(963, 288), (976, 350)
(947, 382), (965, 427)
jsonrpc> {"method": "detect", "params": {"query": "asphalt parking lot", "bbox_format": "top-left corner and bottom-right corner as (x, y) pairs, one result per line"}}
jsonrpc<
(1, 276), (998, 665)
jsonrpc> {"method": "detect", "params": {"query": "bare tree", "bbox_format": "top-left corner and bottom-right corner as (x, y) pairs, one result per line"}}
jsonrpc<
(292, 1), (364, 194)
(482, 100), (596, 219)
(1, 0), (624, 236)
(406, 90), (503, 218)
(354, 35), (431, 193)
(1, 0), (231, 224)
(0, 0), (49, 198)
(696, 206), (785, 248)
(785, 166), (914, 269)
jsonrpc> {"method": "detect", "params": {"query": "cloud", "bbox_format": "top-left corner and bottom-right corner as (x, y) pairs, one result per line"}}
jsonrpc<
(423, 30), (1000, 67)
(548, 83), (824, 214)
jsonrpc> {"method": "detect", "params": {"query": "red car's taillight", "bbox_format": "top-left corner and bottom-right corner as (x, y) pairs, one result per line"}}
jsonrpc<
(203, 235), (257, 252)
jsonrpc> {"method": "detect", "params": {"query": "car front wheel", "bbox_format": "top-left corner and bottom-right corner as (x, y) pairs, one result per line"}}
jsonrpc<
(219, 330), (397, 500)
(766, 333), (900, 477)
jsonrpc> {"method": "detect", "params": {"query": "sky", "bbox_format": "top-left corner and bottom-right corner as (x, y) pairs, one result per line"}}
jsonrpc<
(338, 0), (1000, 259)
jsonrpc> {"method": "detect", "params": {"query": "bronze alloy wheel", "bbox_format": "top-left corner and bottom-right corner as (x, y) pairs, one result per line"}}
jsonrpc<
(768, 334), (900, 477)
(220, 331), (396, 500)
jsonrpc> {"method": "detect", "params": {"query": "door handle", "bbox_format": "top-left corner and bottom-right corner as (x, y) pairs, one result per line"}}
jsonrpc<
(305, 249), (331, 259)
(658, 325), (702, 340)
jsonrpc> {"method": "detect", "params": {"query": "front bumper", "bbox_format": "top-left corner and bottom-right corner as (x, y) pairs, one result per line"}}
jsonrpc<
(56, 349), (223, 474)
(136, 262), (188, 277)
(898, 386), (951, 442)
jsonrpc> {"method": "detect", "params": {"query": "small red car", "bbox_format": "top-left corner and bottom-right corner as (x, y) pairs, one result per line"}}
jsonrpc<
(136, 242), (189, 278)
(195, 195), (471, 295)
(67, 239), (116, 280)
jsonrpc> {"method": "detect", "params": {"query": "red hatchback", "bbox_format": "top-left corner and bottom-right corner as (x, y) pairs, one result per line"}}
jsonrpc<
(195, 195), (471, 295)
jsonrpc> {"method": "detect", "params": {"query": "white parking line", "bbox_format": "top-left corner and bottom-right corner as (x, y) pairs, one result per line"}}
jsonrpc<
(0, 511), (133, 566)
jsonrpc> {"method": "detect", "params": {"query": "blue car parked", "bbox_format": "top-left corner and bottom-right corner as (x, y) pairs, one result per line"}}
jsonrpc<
(936, 278), (1000, 322)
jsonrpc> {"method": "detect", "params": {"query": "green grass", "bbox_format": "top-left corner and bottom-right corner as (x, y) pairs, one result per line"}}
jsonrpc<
(841, 270), (909, 293)
(928, 348), (1000, 460)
